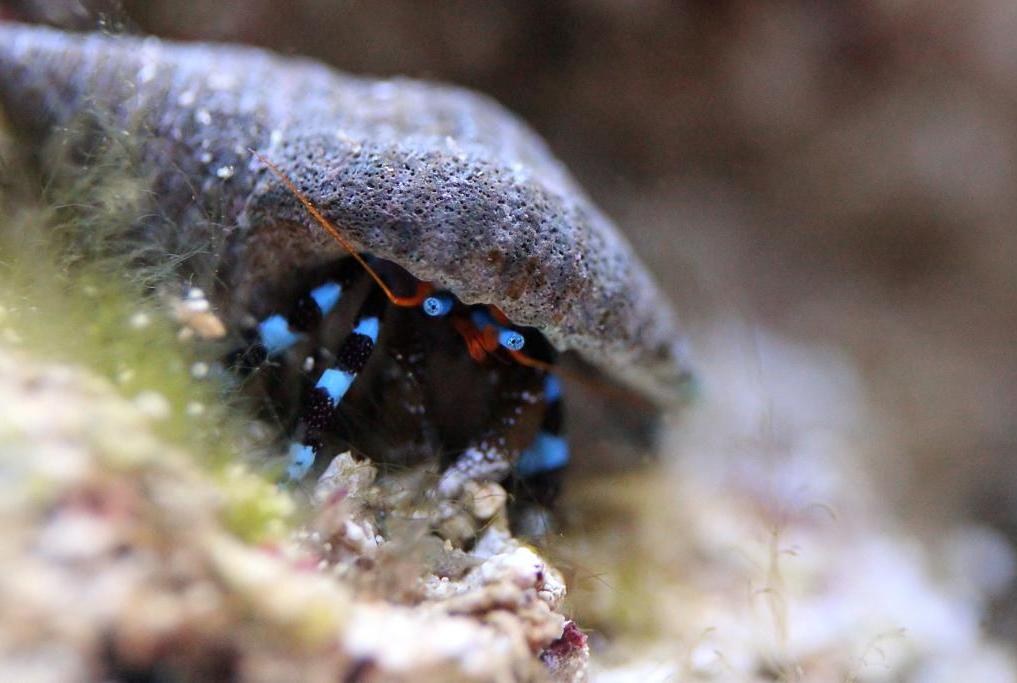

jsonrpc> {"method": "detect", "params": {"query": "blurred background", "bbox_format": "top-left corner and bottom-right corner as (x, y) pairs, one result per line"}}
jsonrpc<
(5, 0), (1017, 676)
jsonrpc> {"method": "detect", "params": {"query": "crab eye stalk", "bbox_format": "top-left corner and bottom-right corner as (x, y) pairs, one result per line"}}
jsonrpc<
(469, 309), (526, 352)
(498, 329), (525, 351)
(422, 293), (454, 317)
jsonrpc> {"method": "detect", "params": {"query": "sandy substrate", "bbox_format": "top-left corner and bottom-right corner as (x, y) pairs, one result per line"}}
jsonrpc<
(0, 345), (587, 682)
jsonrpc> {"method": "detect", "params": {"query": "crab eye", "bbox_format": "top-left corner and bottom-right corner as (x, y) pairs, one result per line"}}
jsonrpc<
(422, 293), (454, 317)
(498, 329), (525, 351)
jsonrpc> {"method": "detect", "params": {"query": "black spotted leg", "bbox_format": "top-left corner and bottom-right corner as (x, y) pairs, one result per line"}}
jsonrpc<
(234, 259), (362, 370)
(514, 373), (569, 480)
(509, 373), (569, 521)
(254, 283), (339, 358)
(373, 311), (442, 465)
(286, 289), (385, 480)
(437, 360), (549, 498)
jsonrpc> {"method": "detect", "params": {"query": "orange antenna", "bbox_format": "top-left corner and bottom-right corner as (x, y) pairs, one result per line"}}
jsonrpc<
(250, 149), (432, 307)
(451, 316), (489, 362)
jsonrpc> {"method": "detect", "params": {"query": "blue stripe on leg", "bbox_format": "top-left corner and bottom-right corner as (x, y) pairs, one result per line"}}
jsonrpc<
(257, 281), (345, 357)
(310, 282), (343, 315)
(316, 368), (356, 405)
(515, 432), (569, 478)
(292, 304), (382, 480)
(544, 374), (562, 402)
(287, 442), (316, 481)
(257, 314), (303, 356)
(353, 316), (379, 342)
(307, 312), (380, 419)
(515, 374), (567, 478)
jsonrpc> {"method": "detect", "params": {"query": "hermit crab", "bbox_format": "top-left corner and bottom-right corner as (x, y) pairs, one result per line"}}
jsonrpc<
(0, 23), (694, 503)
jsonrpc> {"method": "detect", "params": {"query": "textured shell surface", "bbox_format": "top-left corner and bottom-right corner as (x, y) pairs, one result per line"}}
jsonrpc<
(0, 22), (693, 404)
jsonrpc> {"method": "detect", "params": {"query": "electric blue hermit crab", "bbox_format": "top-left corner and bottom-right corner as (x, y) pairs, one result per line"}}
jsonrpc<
(0, 23), (694, 507)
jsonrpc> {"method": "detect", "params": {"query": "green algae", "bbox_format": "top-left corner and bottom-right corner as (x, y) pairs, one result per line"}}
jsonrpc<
(0, 122), (293, 544)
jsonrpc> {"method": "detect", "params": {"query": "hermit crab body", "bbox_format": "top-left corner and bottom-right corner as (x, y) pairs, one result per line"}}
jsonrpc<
(0, 23), (694, 497)
(229, 223), (567, 495)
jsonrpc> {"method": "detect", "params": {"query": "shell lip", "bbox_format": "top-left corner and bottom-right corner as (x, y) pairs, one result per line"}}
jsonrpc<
(252, 153), (697, 406)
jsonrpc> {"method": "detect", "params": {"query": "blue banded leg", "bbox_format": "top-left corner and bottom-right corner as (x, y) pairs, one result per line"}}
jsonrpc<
(286, 292), (384, 481)
(229, 277), (349, 372)
(515, 374), (568, 479)
(437, 363), (548, 498)
(511, 374), (568, 523)
(257, 279), (345, 357)
(377, 314), (442, 464)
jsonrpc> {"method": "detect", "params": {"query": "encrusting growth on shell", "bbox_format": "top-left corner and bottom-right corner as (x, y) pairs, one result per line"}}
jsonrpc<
(0, 22), (693, 405)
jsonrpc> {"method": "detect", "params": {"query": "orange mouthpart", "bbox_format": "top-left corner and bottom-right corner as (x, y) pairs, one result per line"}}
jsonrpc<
(489, 306), (511, 326)
(480, 326), (501, 354)
(452, 316), (489, 363)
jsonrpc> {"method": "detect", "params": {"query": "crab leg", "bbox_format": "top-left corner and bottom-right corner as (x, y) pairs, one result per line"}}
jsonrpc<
(254, 280), (344, 358)
(437, 362), (549, 498)
(515, 374), (569, 479)
(229, 259), (364, 371)
(286, 290), (385, 480)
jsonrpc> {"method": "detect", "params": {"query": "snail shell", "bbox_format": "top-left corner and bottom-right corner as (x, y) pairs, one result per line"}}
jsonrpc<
(0, 22), (694, 404)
